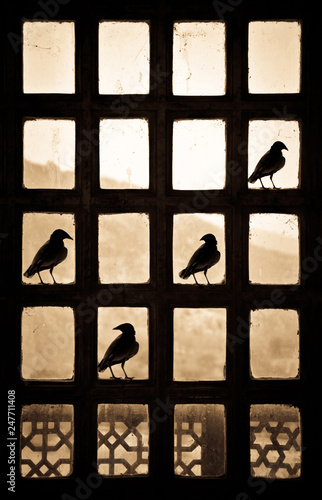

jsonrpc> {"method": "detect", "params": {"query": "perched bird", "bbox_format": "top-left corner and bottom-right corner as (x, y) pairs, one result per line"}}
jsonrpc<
(98, 323), (139, 380)
(179, 233), (220, 285)
(24, 229), (73, 284)
(248, 141), (288, 189)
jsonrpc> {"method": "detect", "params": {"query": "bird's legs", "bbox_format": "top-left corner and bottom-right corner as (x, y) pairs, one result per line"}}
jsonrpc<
(260, 178), (268, 189)
(37, 270), (44, 284)
(121, 361), (134, 380)
(192, 274), (200, 286)
(49, 266), (57, 284)
(109, 365), (120, 379)
(204, 270), (211, 285)
(270, 175), (280, 189)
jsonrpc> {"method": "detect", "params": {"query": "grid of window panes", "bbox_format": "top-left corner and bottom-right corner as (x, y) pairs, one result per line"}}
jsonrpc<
(19, 15), (303, 483)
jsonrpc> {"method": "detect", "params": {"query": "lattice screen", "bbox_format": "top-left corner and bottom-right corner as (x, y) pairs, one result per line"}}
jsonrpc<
(20, 404), (74, 478)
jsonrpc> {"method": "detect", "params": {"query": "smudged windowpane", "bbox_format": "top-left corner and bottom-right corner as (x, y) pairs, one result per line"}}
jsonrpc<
(100, 119), (149, 189)
(174, 405), (226, 477)
(173, 213), (225, 285)
(250, 309), (300, 379)
(97, 404), (149, 476)
(20, 404), (74, 478)
(21, 307), (74, 380)
(248, 120), (300, 189)
(22, 213), (75, 284)
(249, 213), (299, 284)
(99, 21), (150, 95)
(23, 21), (75, 94)
(174, 308), (226, 381)
(23, 119), (75, 189)
(98, 307), (148, 380)
(248, 21), (301, 94)
(99, 213), (149, 283)
(173, 22), (226, 96)
(250, 404), (301, 478)
(173, 120), (226, 190)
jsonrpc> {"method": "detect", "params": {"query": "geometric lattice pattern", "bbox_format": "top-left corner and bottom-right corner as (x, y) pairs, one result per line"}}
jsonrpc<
(20, 404), (74, 478)
(250, 404), (301, 478)
(174, 404), (226, 477)
(97, 404), (149, 476)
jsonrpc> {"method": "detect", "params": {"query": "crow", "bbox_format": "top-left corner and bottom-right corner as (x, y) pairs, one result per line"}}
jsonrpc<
(24, 229), (73, 284)
(98, 323), (139, 380)
(248, 141), (288, 189)
(179, 233), (220, 285)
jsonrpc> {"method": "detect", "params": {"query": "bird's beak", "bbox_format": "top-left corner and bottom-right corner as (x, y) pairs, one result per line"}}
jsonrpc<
(65, 233), (73, 240)
(284, 146), (288, 151)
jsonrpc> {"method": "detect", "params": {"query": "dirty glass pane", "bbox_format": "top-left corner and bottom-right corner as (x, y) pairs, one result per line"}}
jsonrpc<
(173, 213), (225, 285)
(21, 307), (74, 380)
(99, 213), (149, 283)
(23, 21), (75, 94)
(248, 120), (300, 189)
(23, 119), (75, 189)
(20, 404), (74, 478)
(100, 119), (149, 189)
(249, 213), (299, 284)
(22, 212), (75, 284)
(250, 404), (301, 478)
(248, 21), (301, 94)
(99, 21), (150, 94)
(173, 22), (226, 96)
(97, 404), (149, 476)
(174, 404), (226, 477)
(173, 119), (226, 190)
(250, 309), (300, 379)
(174, 308), (226, 381)
(98, 307), (148, 380)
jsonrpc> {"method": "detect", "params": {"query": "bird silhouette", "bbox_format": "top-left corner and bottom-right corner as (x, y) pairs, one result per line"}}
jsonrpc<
(24, 229), (73, 284)
(179, 233), (220, 285)
(98, 323), (139, 380)
(248, 141), (288, 189)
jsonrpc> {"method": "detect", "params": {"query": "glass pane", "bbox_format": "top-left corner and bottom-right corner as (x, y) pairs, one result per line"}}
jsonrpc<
(23, 119), (75, 189)
(98, 307), (148, 380)
(173, 22), (226, 96)
(248, 21), (301, 94)
(173, 119), (226, 190)
(99, 213), (149, 283)
(21, 307), (74, 380)
(174, 404), (226, 477)
(174, 308), (226, 380)
(250, 404), (301, 478)
(97, 404), (149, 476)
(22, 213), (75, 284)
(250, 309), (299, 379)
(20, 404), (74, 478)
(174, 213), (225, 285)
(23, 21), (75, 94)
(249, 213), (299, 284)
(99, 21), (150, 94)
(248, 120), (300, 189)
(100, 119), (149, 189)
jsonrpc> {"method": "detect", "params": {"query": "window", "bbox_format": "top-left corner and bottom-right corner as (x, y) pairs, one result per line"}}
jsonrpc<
(3, 1), (319, 499)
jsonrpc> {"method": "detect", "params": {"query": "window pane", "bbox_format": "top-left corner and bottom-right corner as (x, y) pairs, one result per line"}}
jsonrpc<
(250, 309), (299, 379)
(250, 404), (301, 478)
(248, 21), (301, 94)
(97, 404), (149, 476)
(98, 307), (148, 380)
(23, 21), (75, 94)
(99, 213), (149, 283)
(174, 213), (225, 285)
(20, 404), (74, 478)
(23, 119), (75, 189)
(21, 307), (74, 380)
(249, 213), (299, 284)
(174, 308), (226, 380)
(173, 119), (226, 190)
(174, 404), (226, 477)
(22, 213), (75, 284)
(248, 120), (300, 189)
(173, 22), (226, 96)
(99, 21), (150, 94)
(100, 119), (149, 189)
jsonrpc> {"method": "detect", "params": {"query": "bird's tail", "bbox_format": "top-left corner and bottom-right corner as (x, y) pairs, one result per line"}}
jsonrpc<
(248, 172), (257, 184)
(24, 265), (36, 278)
(179, 268), (190, 279)
(98, 358), (109, 372)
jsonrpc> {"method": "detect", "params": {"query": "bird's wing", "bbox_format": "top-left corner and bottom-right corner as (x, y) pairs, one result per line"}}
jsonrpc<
(101, 334), (125, 363)
(126, 341), (139, 360)
(251, 151), (284, 180)
(25, 240), (55, 274)
(185, 244), (208, 273)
